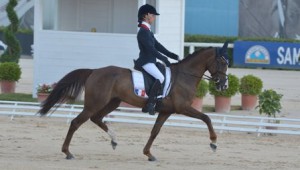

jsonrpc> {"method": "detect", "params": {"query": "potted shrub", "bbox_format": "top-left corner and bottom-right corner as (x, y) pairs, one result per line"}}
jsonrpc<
(209, 74), (239, 113)
(239, 74), (263, 110)
(36, 82), (56, 102)
(256, 89), (282, 118)
(0, 62), (21, 93)
(256, 89), (283, 130)
(192, 79), (209, 112)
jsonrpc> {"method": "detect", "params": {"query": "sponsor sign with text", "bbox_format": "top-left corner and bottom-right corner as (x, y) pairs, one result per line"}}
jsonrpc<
(233, 41), (300, 69)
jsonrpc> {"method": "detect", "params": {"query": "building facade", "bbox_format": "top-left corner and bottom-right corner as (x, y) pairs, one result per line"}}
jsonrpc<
(33, 0), (185, 95)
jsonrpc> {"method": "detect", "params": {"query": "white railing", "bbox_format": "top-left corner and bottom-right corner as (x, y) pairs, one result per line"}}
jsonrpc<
(184, 42), (234, 54)
(0, 100), (300, 136)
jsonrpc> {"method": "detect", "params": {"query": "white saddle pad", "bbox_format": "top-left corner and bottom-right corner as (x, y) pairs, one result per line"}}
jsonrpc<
(131, 67), (172, 98)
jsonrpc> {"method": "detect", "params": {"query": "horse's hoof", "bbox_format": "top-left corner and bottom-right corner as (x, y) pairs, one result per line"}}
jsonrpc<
(210, 143), (217, 152)
(65, 154), (75, 160)
(111, 140), (117, 150)
(148, 155), (157, 161)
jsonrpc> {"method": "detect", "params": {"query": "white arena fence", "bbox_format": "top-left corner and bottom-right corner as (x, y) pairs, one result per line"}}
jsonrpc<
(0, 100), (300, 136)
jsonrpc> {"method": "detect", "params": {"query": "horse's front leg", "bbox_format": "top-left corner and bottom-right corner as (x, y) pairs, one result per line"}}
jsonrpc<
(144, 113), (171, 161)
(181, 106), (217, 151)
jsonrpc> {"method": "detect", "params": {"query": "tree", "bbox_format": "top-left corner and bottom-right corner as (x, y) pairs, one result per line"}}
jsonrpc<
(0, 0), (21, 63)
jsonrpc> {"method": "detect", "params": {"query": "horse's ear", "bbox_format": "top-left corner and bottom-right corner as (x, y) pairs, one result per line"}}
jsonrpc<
(222, 41), (229, 50)
(220, 41), (229, 56)
(221, 41), (230, 65)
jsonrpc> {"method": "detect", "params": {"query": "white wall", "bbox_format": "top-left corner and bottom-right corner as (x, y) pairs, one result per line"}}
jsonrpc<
(156, 0), (185, 58)
(34, 30), (138, 91)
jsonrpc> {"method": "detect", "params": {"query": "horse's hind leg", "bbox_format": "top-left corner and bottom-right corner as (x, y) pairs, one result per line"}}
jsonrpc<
(61, 109), (94, 159)
(90, 98), (121, 150)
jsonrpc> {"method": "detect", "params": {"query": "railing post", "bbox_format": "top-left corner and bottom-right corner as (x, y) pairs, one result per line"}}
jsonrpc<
(257, 118), (264, 137)
(10, 102), (18, 120)
(189, 45), (195, 54)
(67, 105), (75, 124)
(220, 116), (227, 134)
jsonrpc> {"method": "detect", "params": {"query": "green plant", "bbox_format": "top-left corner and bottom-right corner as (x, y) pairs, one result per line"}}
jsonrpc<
(256, 89), (283, 118)
(195, 79), (209, 98)
(37, 83), (57, 93)
(239, 74), (263, 95)
(209, 74), (239, 97)
(0, 0), (21, 63)
(0, 62), (21, 81)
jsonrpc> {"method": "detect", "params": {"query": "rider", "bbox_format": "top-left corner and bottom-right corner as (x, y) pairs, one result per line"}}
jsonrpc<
(134, 4), (179, 115)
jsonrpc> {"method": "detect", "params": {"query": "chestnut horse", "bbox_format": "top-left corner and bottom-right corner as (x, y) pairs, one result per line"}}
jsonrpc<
(38, 42), (229, 161)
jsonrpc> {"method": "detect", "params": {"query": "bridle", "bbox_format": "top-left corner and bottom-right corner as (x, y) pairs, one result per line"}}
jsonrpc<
(192, 48), (229, 82)
(177, 47), (229, 86)
(205, 53), (229, 83)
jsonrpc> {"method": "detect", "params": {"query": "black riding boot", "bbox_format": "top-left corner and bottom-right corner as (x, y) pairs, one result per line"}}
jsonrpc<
(142, 79), (162, 115)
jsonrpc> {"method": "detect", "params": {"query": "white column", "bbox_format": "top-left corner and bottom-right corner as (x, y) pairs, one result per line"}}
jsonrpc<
(33, 0), (43, 97)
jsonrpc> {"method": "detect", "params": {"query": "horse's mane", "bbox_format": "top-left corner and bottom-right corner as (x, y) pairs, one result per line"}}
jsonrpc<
(175, 47), (213, 65)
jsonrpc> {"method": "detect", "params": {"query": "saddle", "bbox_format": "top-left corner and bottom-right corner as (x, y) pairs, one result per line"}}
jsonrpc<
(133, 60), (166, 96)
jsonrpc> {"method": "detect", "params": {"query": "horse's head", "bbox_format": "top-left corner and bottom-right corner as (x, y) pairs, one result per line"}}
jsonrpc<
(208, 42), (229, 91)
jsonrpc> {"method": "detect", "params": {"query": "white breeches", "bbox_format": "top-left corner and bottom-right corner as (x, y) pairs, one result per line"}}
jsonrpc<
(142, 63), (165, 83)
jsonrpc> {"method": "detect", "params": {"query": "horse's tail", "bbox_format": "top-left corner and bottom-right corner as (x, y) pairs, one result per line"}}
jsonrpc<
(38, 69), (93, 116)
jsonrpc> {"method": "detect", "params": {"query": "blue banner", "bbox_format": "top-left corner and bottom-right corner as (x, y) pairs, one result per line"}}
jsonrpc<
(233, 41), (300, 69)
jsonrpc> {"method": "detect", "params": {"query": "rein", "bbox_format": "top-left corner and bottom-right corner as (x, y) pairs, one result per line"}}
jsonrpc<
(179, 71), (213, 80)
(203, 74), (214, 81)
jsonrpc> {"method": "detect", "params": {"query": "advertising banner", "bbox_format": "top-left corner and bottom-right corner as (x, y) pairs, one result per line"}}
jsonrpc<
(233, 41), (300, 69)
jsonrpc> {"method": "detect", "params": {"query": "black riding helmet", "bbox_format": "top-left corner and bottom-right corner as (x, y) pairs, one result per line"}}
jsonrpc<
(138, 4), (160, 18)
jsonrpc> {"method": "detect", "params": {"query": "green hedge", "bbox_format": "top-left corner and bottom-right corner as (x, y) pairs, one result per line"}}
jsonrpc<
(0, 26), (33, 34)
(185, 34), (300, 43)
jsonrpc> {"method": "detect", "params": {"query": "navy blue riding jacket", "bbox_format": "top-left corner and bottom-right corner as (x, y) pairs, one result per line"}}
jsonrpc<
(135, 26), (176, 68)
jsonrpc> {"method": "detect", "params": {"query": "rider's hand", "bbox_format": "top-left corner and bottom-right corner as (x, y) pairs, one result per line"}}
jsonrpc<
(169, 53), (179, 61)
(164, 60), (171, 67)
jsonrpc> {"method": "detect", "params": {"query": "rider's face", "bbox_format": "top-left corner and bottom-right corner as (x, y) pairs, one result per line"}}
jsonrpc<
(145, 13), (156, 25)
